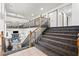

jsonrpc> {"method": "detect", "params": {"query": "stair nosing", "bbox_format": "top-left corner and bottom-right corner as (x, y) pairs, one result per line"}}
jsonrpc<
(35, 44), (59, 56)
(38, 41), (76, 55)
(42, 35), (77, 41)
(45, 33), (77, 37)
(41, 37), (76, 48)
(47, 30), (79, 33)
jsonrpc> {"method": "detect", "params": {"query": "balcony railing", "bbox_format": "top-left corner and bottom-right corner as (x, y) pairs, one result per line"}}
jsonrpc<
(6, 17), (49, 28)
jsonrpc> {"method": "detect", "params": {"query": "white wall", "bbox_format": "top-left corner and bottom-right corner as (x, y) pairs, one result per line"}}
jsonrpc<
(58, 4), (72, 27)
(68, 16), (72, 26)
(6, 16), (28, 23)
(72, 3), (79, 26)
(58, 11), (62, 26)
(48, 3), (79, 27)
(0, 3), (5, 32)
(6, 16), (29, 26)
(47, 4), (72, 27)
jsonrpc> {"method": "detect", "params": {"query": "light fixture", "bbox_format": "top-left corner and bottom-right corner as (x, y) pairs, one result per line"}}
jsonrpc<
(40, 8), (44, 11)
(32, 14), (34, 16)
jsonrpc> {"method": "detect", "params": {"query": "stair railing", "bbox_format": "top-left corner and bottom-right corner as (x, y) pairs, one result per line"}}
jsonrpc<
(25, 17), (50, 48)
(77, 33), (79, 56)
(0, 31), (5, 56)
(4, 17), (49, 55)
(7, 16), (50, 29)
(20, 17), (49, 47)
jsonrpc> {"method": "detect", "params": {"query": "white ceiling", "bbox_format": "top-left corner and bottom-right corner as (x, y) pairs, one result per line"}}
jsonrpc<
(5, 3), (64, 20)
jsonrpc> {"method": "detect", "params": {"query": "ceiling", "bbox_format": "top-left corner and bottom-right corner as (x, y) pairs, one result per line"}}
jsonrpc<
(5, 3), (64, 20)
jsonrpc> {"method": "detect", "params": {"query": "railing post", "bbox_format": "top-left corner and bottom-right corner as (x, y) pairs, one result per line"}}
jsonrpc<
(40, 16), (42, 35)
(77, 33), (79, 56)
(29, 31), (32, 48)
(0, 32), (4, 56)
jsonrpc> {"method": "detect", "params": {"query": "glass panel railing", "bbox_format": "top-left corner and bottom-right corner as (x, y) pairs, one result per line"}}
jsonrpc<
(6, 17), (49, 28)
(4, 17), (49, 55)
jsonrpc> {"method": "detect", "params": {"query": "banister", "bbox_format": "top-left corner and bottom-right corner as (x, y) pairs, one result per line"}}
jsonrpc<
(22, 17), (49, 48)
(0, 31), (4, 56)
(29, 27), (41, 48)
(77, 33), (79, 56)
(4, 17), (49, 55)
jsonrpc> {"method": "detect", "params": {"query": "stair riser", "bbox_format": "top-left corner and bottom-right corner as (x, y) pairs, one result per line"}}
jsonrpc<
(38, 41), (67, 56)
(42, 36), (77, 45)
(36, 26), (79, 56)
(45, 34), (77, 39)
(41, 39), (77, 53)
(47, 28), (79, 31)
(48, 29), (79, 31)
(38, 41), (77, 56)
(48, 27), (79, 30)
(35, 44), (60, 56)
(47, 30), (79, 33)
(46, 31), (78, 34)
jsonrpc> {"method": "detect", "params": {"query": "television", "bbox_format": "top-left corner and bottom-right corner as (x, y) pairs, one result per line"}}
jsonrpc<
(13, 31), (18, 33)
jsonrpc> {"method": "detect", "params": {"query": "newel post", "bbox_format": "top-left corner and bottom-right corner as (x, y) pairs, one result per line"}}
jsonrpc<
(77, 33), (79, 56)
(0, 32), (4, 56)
(29, 31), (32, 48)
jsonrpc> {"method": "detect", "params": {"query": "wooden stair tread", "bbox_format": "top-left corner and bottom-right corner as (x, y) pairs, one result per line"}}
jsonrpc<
(41, 37), (76, 47)
(35, 44), (59, 56)
(38, 41), (77, 55)
(45, 33), (77, 37)
(47, 30), (79, 32)
(42, 35), (76, 41)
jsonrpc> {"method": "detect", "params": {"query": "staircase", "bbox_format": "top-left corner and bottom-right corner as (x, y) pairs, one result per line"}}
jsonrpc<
(35, 26), (79, 56)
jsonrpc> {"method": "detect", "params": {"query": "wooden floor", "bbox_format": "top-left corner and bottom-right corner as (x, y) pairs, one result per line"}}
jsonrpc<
(8, 47), (47, 56)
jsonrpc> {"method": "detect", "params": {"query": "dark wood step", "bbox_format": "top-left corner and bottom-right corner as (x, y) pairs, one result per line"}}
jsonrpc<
(42, 35), (77, 41)
(41, 37), (77, 53)
(42, 35), (77, 45)
(48, 26), (79, 29)
(38, 41), (77, 56)
(44, 33), (78, 39)
(49, 27), (77, 30)
(48, 28), (79, 30)
(42, 37), (76, 48)
(36, 26), (79, 56)
(43, 31), (78, 35)
(46, 30), (79, 33)
(35, 44), (59, 56)
(37, 41), (67, 56)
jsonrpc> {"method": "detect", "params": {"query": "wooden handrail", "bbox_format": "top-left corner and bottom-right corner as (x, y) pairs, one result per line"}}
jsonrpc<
(23, 17), (47, 47)
(0, 31), (4, 56)
(27, 17), (48, 48)
(32, 27), (41, 33)
(29, 27), (41, 48)
(77, 33), (79, 56)
(28, 27), (40, 36)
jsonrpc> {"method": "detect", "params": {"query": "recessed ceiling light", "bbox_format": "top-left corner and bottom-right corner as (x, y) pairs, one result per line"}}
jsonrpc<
(40, 8), (44, 11)
(32, 14), (34, 16)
